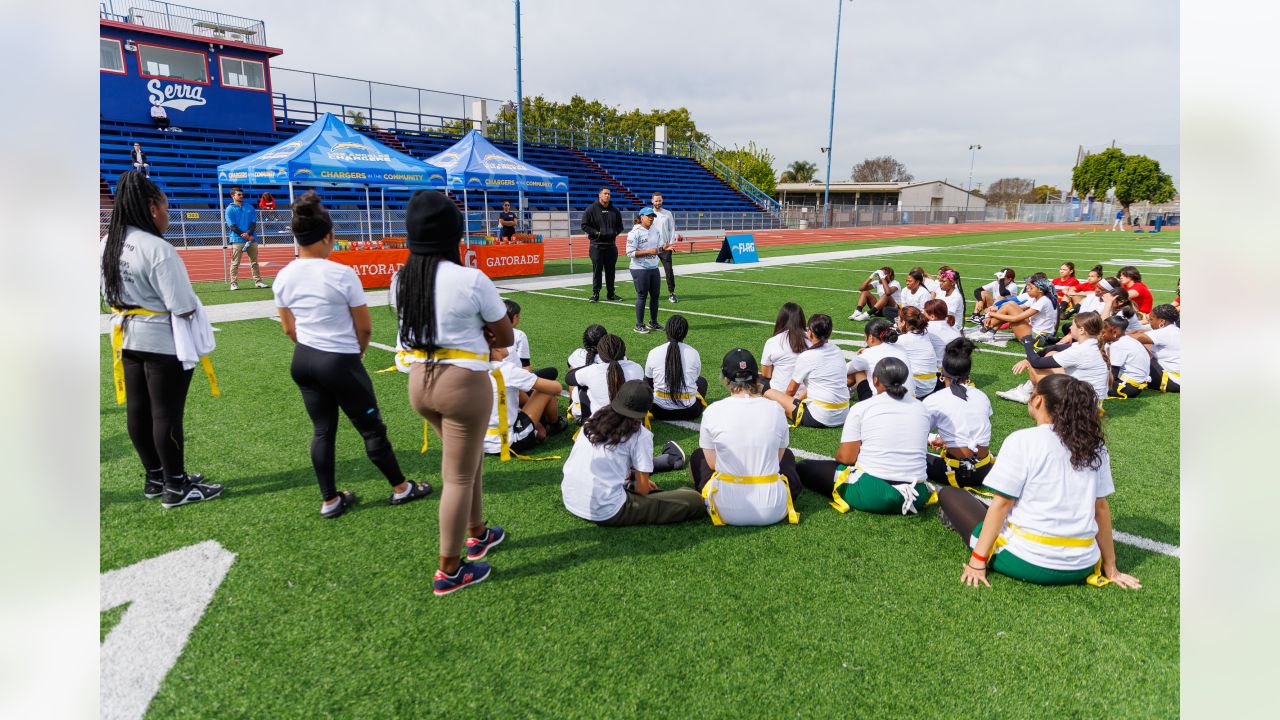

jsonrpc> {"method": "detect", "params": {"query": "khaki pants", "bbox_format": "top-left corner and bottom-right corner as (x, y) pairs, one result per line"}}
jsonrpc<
(408, 363), (492, 558)
(596, 488), (706, 526)
(229, 240), (261, 282)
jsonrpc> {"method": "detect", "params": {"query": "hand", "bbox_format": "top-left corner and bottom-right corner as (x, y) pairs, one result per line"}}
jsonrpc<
(928, 436), (946, 450)
(1011, 360), (1029, 375)
(239, 232), (250, 241)
(961, 563), (991, 588)
(1105, 567), (1142, 589)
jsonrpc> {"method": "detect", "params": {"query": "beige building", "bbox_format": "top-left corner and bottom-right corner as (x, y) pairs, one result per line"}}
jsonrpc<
(775, 180), (986, 210)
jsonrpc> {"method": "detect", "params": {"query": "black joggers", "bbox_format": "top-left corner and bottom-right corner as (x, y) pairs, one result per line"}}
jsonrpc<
(122, 349), (194, 479)
(631, 267), (661, 325)
(290, 343), (406, 501)
(658, 249), (676, 294)
(589, 243), (618, 297)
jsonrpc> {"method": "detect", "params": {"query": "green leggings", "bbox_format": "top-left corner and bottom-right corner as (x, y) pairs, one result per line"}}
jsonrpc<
(836, 470), (931, 515)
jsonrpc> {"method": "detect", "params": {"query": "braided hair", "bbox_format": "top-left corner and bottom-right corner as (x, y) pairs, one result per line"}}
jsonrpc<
(662, 315), (690, 397)
(102, 171), (167, 309)
(581, 324), (609, 365)
(394, 252), (462, 354)
(1035, 374), (1107, 470)
(596, 334), (627, 401)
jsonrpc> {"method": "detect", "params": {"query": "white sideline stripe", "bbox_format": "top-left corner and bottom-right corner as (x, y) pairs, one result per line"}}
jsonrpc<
(361, 344), (1177, 556)
(369, 341), (396, 353)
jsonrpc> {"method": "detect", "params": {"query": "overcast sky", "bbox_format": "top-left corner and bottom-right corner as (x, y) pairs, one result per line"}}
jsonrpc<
(207, 0), (1179, 191)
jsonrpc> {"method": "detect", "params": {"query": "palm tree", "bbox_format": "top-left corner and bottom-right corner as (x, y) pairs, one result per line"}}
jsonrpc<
(780, 160), (818, 183)
(346, 110), (367, 127)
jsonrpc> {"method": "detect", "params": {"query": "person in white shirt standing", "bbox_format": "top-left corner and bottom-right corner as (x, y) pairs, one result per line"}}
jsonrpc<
(1101, 314), (1152, 399)
(691, 349), (802, 526)
(101, 170), (221, 508)
(644, 315), (708, 421)
(274, 192), (432, 518)
(1129, 304), (1181, 393)
(923, 338), (995, 490)
(937, 374), (1141, 589)
(650, 192), (680, 303)
(765, 314), (850, 428)
(760, 302), (810, 393)
(796, 358), (934, 515)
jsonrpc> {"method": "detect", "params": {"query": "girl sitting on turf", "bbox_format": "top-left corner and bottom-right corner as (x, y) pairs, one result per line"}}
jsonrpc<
(1118, 266), (1155, 316)
(484, 346), (567, 459)
(644, 315), (709, 421)
(970, 276), (1058, 349)
(899, 269), (932, 313)
(895, 306), (941, 398)
(765, 313), (851, 428)
(1101, 315), (1152, 399)
(560, 380), (704, 527)
(796, 358), (933, 516)
(503, 299), (558, 380)
(933, 268), (964, 327)
(566, 334), (644, 421)
(1101, 287), (1144, 332)
(924, 338), (995, 490)
(936, 374), (1142, 590)
(924, 299), (962, 392)
(1129, 304), (1181, 393)
(996, 311), (1111, 405)
(566, 324), (608, 422)
(849, 266), (901, 321)
(1052, 262), (1080, 299)
(691, 348), (803, 526)
(846, 317), (908, 402)
(969, 267), (1018, 323)
(760, 302), (810, 393)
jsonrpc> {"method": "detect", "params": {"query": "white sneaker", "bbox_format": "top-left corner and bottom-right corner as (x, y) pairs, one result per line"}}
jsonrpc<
(996, 381), (1033, 404)
(981, 336), (1008, 348)
(849, 310), (869, 321)
(254, 281), (268, 289)
(229, 281), (239, 291)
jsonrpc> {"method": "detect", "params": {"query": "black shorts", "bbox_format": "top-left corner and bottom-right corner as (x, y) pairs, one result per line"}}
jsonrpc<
(500, 225), (515, 239)
(794, 400), (843, 429)
(504, 411), (539, 454)
(1108, 379), (1145, 399)
(925, 453), (994, 488)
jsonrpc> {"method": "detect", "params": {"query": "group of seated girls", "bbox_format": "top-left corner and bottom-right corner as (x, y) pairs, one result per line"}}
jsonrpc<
(848, 265), (965, 326)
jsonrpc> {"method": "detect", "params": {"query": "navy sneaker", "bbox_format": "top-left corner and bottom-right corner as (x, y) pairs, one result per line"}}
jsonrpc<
(433, 561), (492, 596)
(465, 526), (506, 561)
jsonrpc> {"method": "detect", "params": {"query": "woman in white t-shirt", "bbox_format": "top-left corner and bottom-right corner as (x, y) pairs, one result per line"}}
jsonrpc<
(899, 269), (932, 313)
(645, 315), (708, 421)
(483, 346), (566, 459)
(275, 192), (432, 518)
(1101, 314), (1152, 399)
(566, 324), (608, 421)
(796, 358), (934, 515)
(923, 338), (995, 490)
(565, 334), (645, 421)
(760, 302), (809, 392)
(937, 374), (1142, 589)
(561, 381), (704, 526)
(845, 317), (908, 402)
(691, 348), (802, 526)
(1129, 304), (1181, 393)
(933, 268), (965, 327)
(100, 170), (222, 508)
(849, 266), (902, 322)
(974, 275), (1059, 350)
(396, 190), (515, 597)
(969, 267), (1018, 322)
(895, 306), (941, 398)
(997, 311), (1112, 406)
(764, 314), (850, 428)
(924, 299), (962, 394)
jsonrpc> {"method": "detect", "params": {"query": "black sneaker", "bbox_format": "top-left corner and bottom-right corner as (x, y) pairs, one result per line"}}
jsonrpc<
(161, 478), (224, 509)
(634, 324), (650, 334)
(588, 294), (599, 303)
(646, 321), (662, 332)
(146, 471), (202, 499)
(663, 440), (687, 471)
(607, 294), (624, 301)
(669, 294), (679, 303)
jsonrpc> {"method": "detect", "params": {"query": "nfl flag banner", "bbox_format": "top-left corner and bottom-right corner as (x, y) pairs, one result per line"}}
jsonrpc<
(725, 234), (760, 264)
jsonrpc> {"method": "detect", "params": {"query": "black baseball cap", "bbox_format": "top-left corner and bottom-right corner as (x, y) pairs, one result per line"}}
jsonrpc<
(721, 348), (759, 382)
(610, 380), (653, 420)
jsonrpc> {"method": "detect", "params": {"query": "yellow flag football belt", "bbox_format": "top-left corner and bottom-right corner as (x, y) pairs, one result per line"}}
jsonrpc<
(1159, 370), (1180, 392)
(792, 398), (849, 428)
(701, 472), (799, 526)
(913, 372), (938, 381)
(655, 389), (710, 407)
(997, 523), (1112, 588)
(110, 308), (220, 405)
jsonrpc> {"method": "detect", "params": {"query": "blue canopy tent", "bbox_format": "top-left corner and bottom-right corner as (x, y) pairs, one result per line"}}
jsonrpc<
(215, 112), (447, 258)
(423, 130), (572, 266)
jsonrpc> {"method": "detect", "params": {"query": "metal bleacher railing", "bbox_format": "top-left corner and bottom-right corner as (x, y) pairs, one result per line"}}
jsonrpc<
(100, 1), (268, 46)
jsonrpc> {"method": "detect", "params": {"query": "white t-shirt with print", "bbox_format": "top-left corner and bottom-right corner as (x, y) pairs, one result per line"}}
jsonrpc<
(101, 227), (200, 355)
(839, 392), (931, 482)
(923, 386), (993, 452)
(573, 359), (645, 419)
(845, 342), (908, 397)
(761, 331), (810, 392)
(895, 332), (939, 398)
(926, 320), (962, 367)
(273, 258), (367, 354)
(1108, 334), (1151, 385)
(645, 342), (702, 409)
(561, 426), (654, 522)
(699, 395), (792, 526)
(981, 424), (1114, 571)
(1146, 324), (1181, 374)
(1050, 338), (1111, 402)
(393, 262), (507, 372)
(792, 343), (851, 426)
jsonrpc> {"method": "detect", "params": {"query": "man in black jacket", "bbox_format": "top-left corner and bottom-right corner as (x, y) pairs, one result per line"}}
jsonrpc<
(580, 187), (625, 302)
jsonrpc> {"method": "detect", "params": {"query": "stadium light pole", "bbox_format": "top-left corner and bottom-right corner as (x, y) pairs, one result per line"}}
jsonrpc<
(965, 143), (982, 220)
(514, 0), (526, 219)
(823, 0), (848, 228)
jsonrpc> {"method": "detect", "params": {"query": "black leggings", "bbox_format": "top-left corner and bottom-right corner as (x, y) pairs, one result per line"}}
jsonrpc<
(649, 377), (709, 420)
(925, 453), (993, 488)
(690, 448), (802, 499)
(659, 249), (676, 294)
(796, 459), (839, 496)
(937, 486), (989, 542)
(1149, 356), (1180, 393)
(122, 349), (194, 478)
(631, 267), (661, 325)
(290, 343), (406, 501)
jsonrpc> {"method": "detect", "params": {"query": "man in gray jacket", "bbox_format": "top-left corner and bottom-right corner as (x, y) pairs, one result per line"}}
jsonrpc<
(580, 187), (625, 302)
(650, 191), (678, 302)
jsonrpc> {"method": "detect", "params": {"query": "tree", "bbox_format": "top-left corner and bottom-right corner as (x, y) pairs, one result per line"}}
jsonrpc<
(983, 178), (1037, 216)
(780, 160), (818, 183)
(345, 110), (367, 128)
(1072, 147), (1176, 212)
(489, 95), (710, 147)
(1070, 147), (1126, 199)
(851, 155), (914, 182)
(1032, 184), (1063, 203)
(713, 141), (778, 195)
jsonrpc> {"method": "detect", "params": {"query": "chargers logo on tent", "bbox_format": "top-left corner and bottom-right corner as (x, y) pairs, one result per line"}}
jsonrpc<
(554, 181), (568, 190)
(332, 142), (372, 152)
(481, 153), (528, 172)
(292, 168), (314, 178)
(259, 142), (302, 161)
(274, 168), (289, 181)
(434, 152), (461, 169)
(429, 173), (445, 183)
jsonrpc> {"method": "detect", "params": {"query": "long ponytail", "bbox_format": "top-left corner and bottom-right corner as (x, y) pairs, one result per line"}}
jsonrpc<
(596, 334), (627, 401)
(102, 171), (166, 308)
(663, 315), (689, 397)
(582, 324), (608, 365)
(874, 356), (910, 400)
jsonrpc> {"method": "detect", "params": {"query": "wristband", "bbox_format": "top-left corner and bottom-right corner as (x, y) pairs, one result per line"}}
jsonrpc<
(970, 550), (988, 563)
(966, 562), (986, 571)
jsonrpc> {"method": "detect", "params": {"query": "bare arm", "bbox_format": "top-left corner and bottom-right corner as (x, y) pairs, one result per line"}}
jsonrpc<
(349, 305), (372, 355)
(277, 307), (297, 344)
(703, 448), (718, 472)
(834, 440), (861, 467)
(961, 494), (1015, 588)
(484, 316), (516, 348)
(1095, 497), (1142, 589)
(532, 377), (563, 395)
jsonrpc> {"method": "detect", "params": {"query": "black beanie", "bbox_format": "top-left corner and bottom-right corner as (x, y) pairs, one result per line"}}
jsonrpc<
(406, 190), (463, 256)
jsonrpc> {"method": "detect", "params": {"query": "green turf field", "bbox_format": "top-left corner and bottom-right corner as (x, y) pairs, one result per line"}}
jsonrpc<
(101, 228), (1180, 718)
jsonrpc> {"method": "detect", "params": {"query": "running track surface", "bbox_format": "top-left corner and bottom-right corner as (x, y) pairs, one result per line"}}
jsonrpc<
(177, 222), (1089, 283)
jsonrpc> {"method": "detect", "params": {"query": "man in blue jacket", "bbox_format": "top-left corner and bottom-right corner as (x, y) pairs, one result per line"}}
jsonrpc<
(225, 186), (266, 290)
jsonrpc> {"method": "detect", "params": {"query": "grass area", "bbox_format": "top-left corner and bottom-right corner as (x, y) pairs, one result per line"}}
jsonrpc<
(101, 228), (1179, 718)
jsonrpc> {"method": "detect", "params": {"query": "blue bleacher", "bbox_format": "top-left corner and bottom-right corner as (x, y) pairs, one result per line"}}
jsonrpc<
(100, 118), (770, 217)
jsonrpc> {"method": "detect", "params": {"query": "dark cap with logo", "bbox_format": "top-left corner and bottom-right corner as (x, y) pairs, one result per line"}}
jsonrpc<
(610, 380), (653, 420)
(406, 190), (463, 256)
(721, 348), (759, 382)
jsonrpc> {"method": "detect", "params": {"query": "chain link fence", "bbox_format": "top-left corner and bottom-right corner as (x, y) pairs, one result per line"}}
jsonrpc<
(779, 204), (1003, 230)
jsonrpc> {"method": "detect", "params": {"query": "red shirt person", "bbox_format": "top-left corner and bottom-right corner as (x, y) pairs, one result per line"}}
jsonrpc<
(1118, 266), (1154, 314)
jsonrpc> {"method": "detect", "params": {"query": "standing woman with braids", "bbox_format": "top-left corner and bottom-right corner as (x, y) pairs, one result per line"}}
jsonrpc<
(566, 324), (608, 422)
(100, 171), (223, 508)
(395, 191), (514, 597)
(273, 192), (431, 519)
(936, 375), (1141, 589)
(565, 334), (644, 421)
(923, 338), (995, 489)
(997, 311), (1112, 406)
(644, 315), (708, 421)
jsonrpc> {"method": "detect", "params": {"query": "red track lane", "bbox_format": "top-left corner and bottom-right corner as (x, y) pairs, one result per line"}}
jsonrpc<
(176, 222), (1084, 283)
